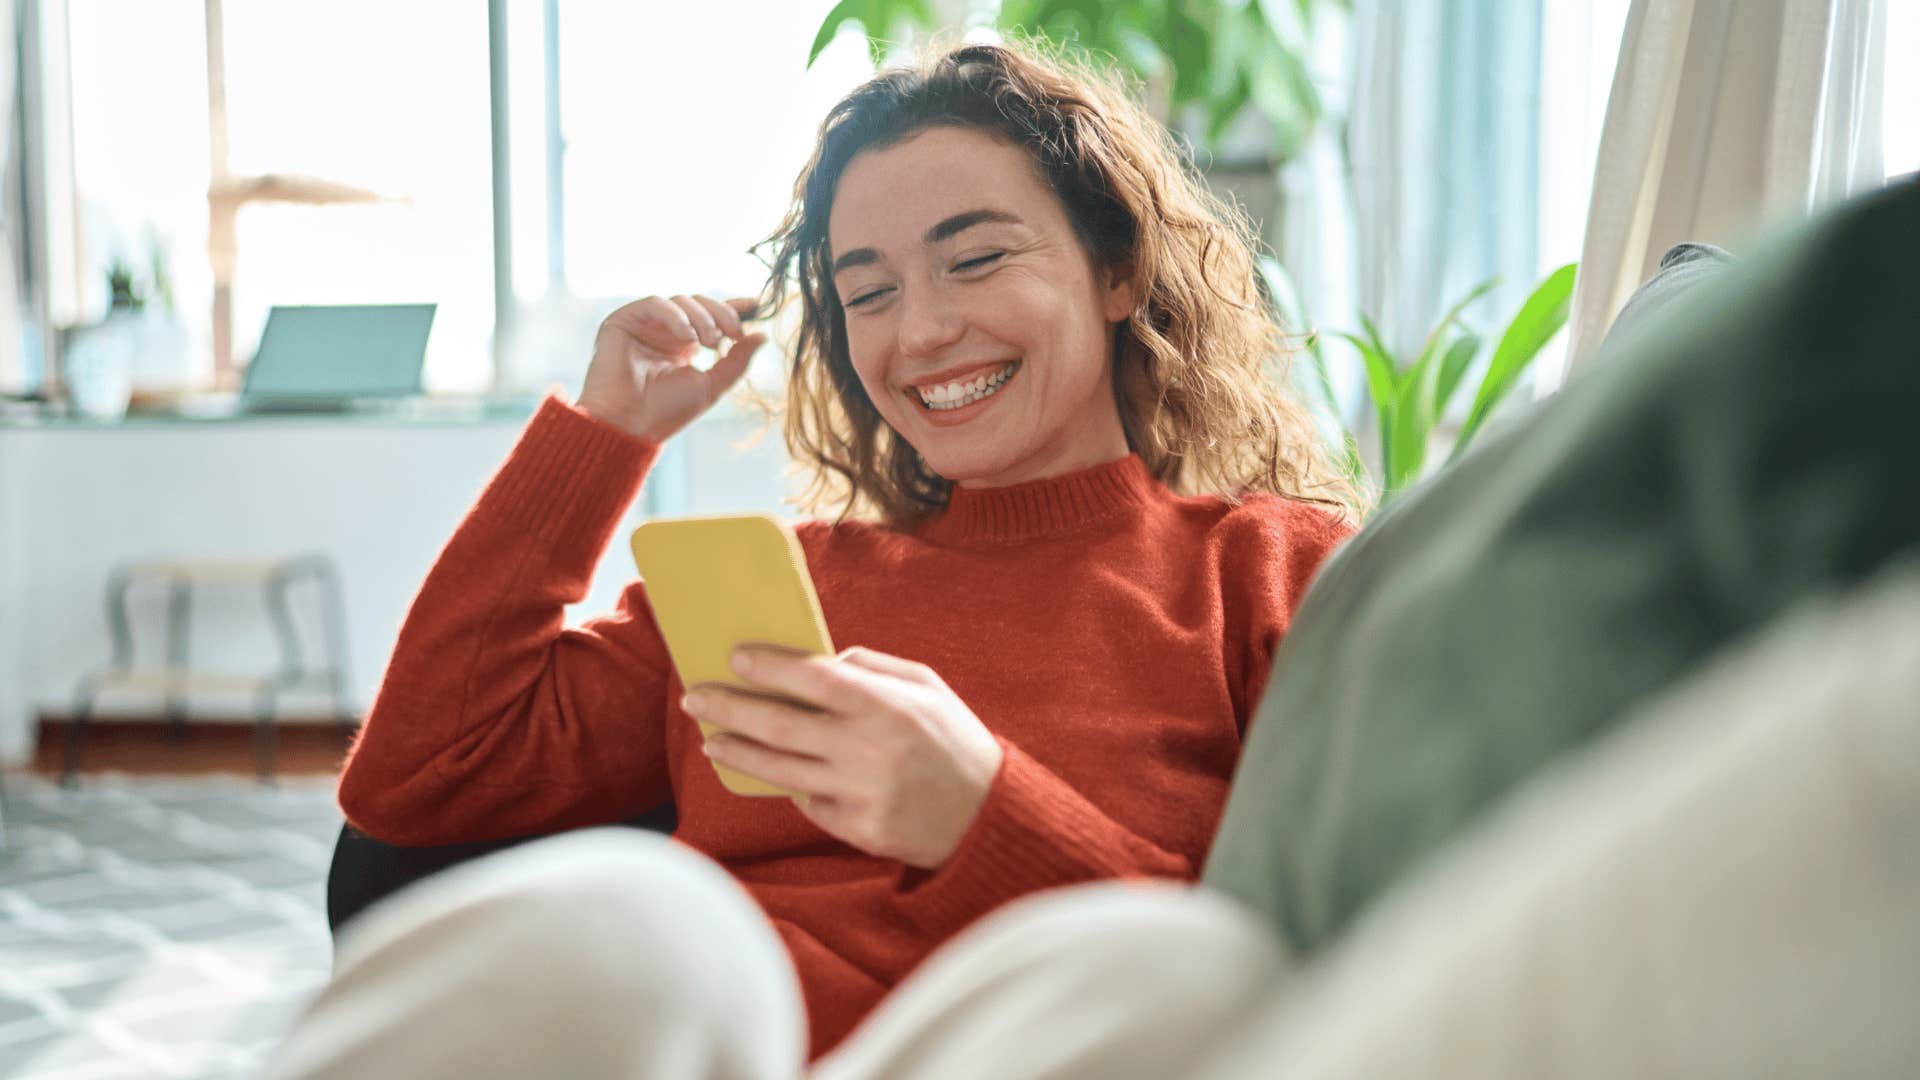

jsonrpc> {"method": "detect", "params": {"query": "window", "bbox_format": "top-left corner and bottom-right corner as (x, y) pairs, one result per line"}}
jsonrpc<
(65, 0), (209, 380)
(500, 1), (876, 517)
(1535, 0), (1633, 280)
(221, 1), (493, 392)
(1886, 1), (1919, 181)
(66, 1), (493, 392)
(495, 0), (873, 403)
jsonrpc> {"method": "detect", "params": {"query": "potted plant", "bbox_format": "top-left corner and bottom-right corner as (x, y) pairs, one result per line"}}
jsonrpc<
(61, 258), (145, 419)
(1260, 256), (1579, 501)
(61, 238), (194, 419)
(813, 0), (1330, 153)
(808, 0), (1341, 235)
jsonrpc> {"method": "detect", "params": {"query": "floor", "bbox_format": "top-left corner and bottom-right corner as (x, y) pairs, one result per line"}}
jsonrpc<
(1, 750), (343, 1078)
(29, 721), (355, 778)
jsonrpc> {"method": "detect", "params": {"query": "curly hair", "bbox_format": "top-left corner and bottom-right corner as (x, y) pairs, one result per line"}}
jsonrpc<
(740, 36), (1363, 528)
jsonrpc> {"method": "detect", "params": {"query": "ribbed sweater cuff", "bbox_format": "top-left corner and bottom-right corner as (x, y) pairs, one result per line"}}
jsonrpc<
(890, 737), (1136, 937)
(476, 393), (663, 554)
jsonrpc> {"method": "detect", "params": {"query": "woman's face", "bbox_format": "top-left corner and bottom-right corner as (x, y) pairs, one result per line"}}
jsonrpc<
(827, 126), (1137, 489)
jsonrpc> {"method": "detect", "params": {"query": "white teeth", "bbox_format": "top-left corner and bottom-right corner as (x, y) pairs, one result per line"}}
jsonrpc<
(917, 362), (1018, 410)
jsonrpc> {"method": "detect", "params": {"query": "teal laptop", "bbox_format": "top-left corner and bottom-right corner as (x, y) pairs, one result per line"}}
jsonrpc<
(241, 304), (435, 412)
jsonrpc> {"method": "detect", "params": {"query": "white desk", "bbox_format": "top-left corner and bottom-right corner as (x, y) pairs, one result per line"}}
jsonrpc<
(0, 399), (802, 765)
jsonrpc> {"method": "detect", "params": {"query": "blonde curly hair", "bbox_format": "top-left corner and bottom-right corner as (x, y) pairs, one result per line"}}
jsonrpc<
(741, 37), (1362, 528)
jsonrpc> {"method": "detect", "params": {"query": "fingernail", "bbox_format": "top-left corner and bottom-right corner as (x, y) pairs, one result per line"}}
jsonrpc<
(681, 692), (704, 714)
(730, 650), (754, 676)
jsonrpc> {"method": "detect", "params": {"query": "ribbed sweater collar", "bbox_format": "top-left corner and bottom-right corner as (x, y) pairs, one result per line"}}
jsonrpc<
(915, 452), (1161, 546)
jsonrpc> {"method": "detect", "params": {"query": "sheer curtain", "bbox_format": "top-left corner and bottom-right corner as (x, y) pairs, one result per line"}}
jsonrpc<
(1559, 0), (1887, 376)
(1, 0), (21, 393)
(1286, 0), (1544, 432)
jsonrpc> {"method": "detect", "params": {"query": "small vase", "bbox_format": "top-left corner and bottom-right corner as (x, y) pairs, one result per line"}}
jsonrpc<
(62, 310), (139, 420)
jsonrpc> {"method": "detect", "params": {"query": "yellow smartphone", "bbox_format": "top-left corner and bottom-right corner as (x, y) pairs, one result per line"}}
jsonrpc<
(629, 512), (835, 798)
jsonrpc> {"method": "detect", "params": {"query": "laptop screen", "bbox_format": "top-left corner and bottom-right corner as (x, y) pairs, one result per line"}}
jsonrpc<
(242, 304), (435, 400)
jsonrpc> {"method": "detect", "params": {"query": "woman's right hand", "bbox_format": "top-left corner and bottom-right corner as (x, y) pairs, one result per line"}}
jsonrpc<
(575, 294), (767, 443)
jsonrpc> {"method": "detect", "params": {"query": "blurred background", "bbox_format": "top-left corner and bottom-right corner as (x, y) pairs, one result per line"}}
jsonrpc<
(0, 1), (1913, 1076)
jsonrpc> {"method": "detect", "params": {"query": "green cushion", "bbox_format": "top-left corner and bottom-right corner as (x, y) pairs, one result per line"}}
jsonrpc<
(1202, 179), (1920, 955)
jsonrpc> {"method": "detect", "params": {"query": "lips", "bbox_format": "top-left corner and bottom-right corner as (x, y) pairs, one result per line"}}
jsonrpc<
(906, 360), (1021, 395)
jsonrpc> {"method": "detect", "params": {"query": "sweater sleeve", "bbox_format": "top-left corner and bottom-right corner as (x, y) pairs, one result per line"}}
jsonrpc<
(337, 394), (677, 846)
(1231, 499), (1355, 728)
(887, 734), (1197, 939)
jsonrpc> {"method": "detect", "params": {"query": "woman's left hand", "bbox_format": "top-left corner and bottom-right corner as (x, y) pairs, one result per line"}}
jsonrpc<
(680, 645), (1005, 870)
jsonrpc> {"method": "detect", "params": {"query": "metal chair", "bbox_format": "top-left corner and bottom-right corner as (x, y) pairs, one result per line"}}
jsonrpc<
(62, 553), (354, 785)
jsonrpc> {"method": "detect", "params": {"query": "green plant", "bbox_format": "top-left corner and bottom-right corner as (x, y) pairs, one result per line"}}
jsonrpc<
(106, 257), (144, 313)
(102, 235), (176, 316)
(808, 0), (1338, 160)
(1259, 257), (1577, 500)
(147, 240), (176, 313)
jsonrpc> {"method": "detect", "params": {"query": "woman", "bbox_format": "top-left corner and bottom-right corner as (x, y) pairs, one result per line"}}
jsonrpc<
(284, 38), (1357, 1076)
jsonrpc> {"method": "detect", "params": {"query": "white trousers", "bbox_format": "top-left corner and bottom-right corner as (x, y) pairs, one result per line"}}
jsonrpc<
(265, 566), (1920, 1079)
(263, 829), (1287, 1080)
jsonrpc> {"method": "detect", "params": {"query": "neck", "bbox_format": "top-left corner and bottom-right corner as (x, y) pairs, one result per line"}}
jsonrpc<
(916, 450), (1160, 546)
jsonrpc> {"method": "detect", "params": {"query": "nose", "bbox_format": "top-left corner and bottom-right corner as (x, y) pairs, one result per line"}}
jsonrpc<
(896, 285), (965, 361)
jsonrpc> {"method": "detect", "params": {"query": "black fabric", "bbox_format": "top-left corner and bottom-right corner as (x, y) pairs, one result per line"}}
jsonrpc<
(325, 800), (679, 941)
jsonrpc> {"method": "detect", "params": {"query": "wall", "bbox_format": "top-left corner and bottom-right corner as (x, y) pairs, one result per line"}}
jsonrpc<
(0, 398), (802, 765)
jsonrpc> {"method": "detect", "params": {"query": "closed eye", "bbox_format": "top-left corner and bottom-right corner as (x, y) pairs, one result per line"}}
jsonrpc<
(843, 253), (1002, 310)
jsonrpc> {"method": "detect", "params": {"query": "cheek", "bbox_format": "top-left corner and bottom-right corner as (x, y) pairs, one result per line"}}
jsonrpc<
(844, 339), (895, 410)
(995, 282), (1105, 375)
(987, 272), (1100, 342)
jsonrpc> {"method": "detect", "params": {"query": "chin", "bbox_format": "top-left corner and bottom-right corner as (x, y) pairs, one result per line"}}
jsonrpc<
(917, 442), (1018, 486)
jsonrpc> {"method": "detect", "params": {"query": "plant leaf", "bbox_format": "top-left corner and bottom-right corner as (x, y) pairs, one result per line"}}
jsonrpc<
(1409, 276), (1496, 419)
(1456, 262), (1577, 458)
(1356, 313), (1395, 374)
(1334, 327), (1398, 483)
(1382, 316), (1452, 494)
(1384, 372), (1432, 495)
(1333, 331), (1397, 416)
(809, 0), (935, 69)
(1207, 69), (1255, 144)
(1426, 277), (1499, 350)
(1164, 5), (1212, 105)
(1247, 37), (1316, 159)
(1432, 332), (1482, 417)
(807, 0), (869, 68)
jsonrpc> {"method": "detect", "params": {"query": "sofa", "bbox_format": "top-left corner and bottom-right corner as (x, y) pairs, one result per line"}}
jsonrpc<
(1195, 176), (1919, 1072)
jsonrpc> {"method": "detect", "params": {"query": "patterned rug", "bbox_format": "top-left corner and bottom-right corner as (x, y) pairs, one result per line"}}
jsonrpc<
(0, 772), (341, 1079)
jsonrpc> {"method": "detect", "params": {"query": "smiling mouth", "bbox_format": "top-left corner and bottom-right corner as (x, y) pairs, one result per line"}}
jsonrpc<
(913, 360), (1021, 411)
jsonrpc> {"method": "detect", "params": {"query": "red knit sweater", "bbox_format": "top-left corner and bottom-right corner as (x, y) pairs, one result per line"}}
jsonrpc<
(338, 394), (1350, 1061)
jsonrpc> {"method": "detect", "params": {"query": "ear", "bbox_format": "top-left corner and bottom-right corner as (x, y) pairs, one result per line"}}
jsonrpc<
(1100, 263), (1140, 324)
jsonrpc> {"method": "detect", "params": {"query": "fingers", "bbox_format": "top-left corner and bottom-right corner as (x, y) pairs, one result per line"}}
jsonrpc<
(603, 295), (699, 346)
(687, 685), (834, 758)
(837, 646), (940, 686)
(608, 293), (761, 351)
(670, 295), (723, 348)
(704, 332), (766, 398)
(693, 294), (747, 340)
(702, 732), (838, 799)
(729, 646), (871, 715)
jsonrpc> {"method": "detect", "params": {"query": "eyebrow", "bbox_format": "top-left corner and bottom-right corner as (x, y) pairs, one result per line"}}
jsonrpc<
(830, 209), (1024, 277)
